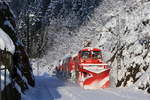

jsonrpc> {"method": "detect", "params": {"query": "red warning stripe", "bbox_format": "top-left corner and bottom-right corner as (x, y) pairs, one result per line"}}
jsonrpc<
(101, 80), (110, 88)
(83, 69), (110, 85)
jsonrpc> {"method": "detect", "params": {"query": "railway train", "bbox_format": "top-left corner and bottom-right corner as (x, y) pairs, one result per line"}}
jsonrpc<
(55, 48), (111, 89)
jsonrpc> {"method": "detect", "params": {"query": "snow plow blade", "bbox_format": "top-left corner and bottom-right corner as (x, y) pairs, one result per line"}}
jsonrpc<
(78, 64), (111, 89)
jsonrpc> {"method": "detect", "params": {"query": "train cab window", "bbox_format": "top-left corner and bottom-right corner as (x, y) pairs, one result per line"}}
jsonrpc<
(81, 51), (90, 59)
(92, 51), (102, 59)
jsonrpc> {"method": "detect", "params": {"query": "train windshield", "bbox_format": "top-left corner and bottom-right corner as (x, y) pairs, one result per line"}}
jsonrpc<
(81, 51), (90, 59)
(92, 51), (102, 59)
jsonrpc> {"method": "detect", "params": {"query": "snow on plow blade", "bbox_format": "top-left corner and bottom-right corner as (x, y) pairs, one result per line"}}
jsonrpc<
(78, 64), (111, 89)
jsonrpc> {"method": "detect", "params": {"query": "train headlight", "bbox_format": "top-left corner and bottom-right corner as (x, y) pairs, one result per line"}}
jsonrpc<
(81, 59), (85, 63)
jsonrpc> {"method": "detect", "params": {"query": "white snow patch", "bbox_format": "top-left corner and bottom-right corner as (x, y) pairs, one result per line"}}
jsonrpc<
(4, 20), (15, 31)
(0, 28), (15, 54)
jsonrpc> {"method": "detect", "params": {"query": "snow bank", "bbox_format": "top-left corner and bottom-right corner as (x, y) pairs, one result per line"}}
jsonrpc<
(0, 28), (15, 54)
(0, 28), (15, 91)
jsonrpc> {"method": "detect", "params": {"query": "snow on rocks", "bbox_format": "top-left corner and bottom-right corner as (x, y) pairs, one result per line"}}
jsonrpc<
(0, 28), (15, 54)
(0, 28), (15, 91)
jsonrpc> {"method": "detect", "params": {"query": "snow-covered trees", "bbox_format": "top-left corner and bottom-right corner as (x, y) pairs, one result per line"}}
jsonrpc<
(0, 1), (35, 100)
(15, 0), (50, 58)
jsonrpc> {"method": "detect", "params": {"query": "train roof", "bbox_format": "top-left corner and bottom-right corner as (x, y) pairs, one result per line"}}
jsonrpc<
(81, 48), (102, 51)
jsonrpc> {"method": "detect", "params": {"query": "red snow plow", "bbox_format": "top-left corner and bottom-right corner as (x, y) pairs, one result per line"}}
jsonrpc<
(56, 48), (111, 89)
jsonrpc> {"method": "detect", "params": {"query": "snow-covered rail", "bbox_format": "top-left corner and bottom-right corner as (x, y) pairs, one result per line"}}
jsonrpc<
(22, 76), (150, 100)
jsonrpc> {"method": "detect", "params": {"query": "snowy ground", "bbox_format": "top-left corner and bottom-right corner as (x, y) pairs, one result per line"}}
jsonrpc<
(22, 74), (149, 100)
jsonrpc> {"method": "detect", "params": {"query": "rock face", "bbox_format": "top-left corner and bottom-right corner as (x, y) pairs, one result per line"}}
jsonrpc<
(0, 1), (35, 100)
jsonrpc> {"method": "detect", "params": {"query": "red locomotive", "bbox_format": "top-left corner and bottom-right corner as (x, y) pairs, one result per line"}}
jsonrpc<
(56, 48), (111, 89)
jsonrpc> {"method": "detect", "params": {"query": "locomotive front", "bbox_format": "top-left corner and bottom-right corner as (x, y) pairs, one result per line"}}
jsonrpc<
(77, 48), (111, 89)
